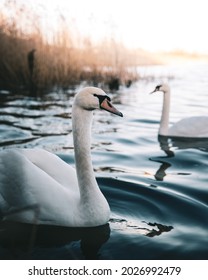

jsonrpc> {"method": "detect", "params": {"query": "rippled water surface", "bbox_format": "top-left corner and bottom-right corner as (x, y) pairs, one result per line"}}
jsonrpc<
(0, 64), (208, 259)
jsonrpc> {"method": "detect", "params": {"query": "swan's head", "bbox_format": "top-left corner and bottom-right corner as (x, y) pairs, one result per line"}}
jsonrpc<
(74, 87), (123, 117)
(150, 84), (170, 94)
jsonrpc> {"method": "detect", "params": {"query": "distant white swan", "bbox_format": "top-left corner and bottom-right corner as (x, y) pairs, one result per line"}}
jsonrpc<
(150, 84), (208, 137)
(0, 87), (123, 227)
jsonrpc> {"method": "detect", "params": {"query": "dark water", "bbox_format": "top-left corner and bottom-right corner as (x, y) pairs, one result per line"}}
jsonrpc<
(0, 64), (208, 259)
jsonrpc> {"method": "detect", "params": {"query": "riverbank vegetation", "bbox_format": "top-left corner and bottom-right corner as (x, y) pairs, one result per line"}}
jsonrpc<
(0, 1), (144, 95)
(1, 1), (207, 95)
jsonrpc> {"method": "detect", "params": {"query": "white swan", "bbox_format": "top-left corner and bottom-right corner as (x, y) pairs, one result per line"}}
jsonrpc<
(0, 87), (123, 227)
(150, 84), (208, 137)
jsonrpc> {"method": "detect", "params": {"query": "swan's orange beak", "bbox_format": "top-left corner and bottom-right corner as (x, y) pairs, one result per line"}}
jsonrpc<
(100, 98), (123, 117)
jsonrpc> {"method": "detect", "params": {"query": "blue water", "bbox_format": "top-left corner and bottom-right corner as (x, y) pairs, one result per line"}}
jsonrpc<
(0, 63), (208, 259)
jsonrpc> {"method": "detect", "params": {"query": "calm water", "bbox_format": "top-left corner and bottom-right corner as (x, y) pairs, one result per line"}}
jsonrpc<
(0, 63), (208, 259)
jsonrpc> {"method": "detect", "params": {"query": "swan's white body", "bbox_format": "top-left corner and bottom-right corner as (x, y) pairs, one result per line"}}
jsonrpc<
(0, 87), (123, 227)
(151, 84), (208, 137)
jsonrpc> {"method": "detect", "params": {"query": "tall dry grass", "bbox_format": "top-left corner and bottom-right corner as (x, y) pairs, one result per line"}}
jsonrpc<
(0, 1), (139, 94)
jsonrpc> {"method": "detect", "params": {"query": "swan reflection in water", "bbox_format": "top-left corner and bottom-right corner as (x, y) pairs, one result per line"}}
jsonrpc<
(0, 206), (110, 260)
(0, 211), (174, 259)
(158, 135), (208, 153)
(150, 135), (208, 181)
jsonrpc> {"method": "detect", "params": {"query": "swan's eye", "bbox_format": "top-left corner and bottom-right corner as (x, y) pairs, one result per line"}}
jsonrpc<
(93, 94), (111, 105)
(156, 85), (162, 91)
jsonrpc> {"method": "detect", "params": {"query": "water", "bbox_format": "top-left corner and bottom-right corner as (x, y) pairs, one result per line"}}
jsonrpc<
(0, 63), (208, 259)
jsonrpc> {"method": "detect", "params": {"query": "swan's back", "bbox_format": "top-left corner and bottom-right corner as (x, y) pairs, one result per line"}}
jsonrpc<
(0, 149), (79, 225)
(169, 116), (208, 137)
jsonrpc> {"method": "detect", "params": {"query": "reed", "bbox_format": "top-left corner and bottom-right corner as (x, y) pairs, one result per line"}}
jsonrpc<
(0, 1), (139, 95)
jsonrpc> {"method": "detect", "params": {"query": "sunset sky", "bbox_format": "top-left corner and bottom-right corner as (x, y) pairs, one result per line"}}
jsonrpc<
(1, 0), (208, 53)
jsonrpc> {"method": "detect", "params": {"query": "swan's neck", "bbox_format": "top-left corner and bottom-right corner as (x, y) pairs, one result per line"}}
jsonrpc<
(159, 90), (170, 135)
(72, 106), (99, 200)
